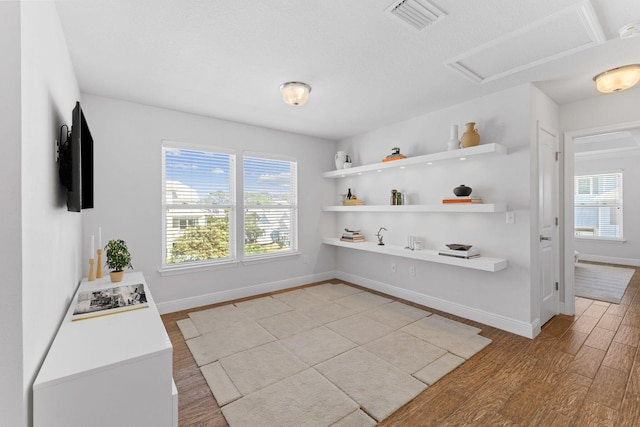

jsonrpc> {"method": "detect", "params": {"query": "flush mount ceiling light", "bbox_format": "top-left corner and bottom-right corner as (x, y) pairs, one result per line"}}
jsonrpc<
(280, 81), (311, 106)
(593, 64), (640, 93)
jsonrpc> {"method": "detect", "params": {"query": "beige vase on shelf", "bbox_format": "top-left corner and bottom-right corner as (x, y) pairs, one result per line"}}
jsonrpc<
(460, 122), (480, 148)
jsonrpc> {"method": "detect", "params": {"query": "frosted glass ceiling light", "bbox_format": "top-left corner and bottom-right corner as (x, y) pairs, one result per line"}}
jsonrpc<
(593, 64), (640, 93)
(280, 81), (311, 106)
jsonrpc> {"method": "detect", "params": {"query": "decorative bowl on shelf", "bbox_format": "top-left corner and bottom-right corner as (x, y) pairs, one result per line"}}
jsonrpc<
(453, 185), (472, 197)
(446, 244), (472, 251)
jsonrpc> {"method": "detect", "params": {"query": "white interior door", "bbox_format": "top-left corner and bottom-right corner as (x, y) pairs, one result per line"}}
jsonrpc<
(539, 122), (559, 326)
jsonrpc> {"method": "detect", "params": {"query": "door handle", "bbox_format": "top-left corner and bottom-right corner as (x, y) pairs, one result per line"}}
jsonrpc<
(540, 235), (551, 241)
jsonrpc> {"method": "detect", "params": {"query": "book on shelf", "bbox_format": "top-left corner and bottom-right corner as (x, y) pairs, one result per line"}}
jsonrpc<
(441, 197), (483, 204)
(381, 154), (407, 162)
(342, 231), (362, 236)
(340, 236), (365, 242)
(72, 283), (148, 321)
(341, 230), (365, 242)
(438, 247), (480, 259)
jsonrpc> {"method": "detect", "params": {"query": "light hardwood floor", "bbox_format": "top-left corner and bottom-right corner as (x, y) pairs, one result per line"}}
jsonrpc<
(161, 265), (640, 427)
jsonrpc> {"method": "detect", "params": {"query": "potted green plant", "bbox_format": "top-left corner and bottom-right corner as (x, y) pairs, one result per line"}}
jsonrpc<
(104, 239), (132, 282)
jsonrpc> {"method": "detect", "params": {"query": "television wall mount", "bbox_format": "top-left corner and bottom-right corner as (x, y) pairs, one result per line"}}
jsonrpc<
(56, 124), (71, 163)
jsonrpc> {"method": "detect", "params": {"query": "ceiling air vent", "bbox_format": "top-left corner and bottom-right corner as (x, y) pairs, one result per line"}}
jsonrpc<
(387, 0), (446, 31)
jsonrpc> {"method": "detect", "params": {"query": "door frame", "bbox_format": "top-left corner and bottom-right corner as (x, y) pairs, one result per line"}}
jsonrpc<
(562, 119), (640, 315)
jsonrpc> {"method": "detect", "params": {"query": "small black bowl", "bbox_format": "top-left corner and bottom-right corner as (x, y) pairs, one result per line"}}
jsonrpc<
(453, 185), (472, 197)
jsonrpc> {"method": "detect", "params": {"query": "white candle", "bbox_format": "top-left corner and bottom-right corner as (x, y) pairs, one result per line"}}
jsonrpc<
(91, 234), (95, 259)
(98, 227), (102, 249)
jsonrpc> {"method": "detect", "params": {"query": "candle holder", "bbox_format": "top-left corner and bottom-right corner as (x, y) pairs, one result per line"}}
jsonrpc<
(96, 249), (103, 278)
(88, 258), (96, 281)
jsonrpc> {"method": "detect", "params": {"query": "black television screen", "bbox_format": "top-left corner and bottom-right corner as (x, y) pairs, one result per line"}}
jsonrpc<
(59, 101), (94, 212)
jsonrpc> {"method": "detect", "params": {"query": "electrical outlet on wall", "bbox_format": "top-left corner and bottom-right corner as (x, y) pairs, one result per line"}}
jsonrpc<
(506, 211), (515, 224)
(391, 263), (397, 273)
(409, 265), (415, 277)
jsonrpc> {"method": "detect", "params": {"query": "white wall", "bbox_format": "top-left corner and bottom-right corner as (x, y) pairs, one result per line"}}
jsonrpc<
(0, 3), (24, 426)
(80, 94), (337, 312)
(333, 85), (537, 337)
(561, 88), (640, 267)
(7, 2), (82, 427)
(560, 88), (640, 131)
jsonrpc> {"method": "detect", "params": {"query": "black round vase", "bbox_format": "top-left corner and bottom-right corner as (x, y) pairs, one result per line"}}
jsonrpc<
(453, 185), (472, 197)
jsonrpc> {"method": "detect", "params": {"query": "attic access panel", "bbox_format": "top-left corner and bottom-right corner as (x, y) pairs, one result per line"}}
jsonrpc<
(445, 2), (606, 83)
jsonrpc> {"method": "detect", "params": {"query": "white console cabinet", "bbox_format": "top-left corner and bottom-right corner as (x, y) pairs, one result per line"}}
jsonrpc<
(34, 272), (177, 427)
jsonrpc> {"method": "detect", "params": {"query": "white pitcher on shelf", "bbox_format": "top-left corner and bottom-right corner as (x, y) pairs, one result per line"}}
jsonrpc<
(335, 151), (347, 170)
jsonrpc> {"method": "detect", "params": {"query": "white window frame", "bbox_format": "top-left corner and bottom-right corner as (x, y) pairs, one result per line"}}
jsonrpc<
(160, 141), (237, 273)
(241, 151), (298, 263)
(574, 170), (623, 241)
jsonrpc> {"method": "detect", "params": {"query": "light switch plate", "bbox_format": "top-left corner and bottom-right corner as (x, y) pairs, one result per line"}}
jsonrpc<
(506, 211), (515, 224)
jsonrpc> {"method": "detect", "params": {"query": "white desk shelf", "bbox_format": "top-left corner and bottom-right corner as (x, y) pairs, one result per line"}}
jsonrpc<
(323, 143), (507, 178)
(33, 272), (177, 427)
(323, 238), (508, 272)
(323, 203), (506, 213)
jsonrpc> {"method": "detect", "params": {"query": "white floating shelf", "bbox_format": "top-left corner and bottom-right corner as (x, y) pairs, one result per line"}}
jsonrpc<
(323, 203), (506, 213)
(322, 238), (508, 272)
(323, 143), (507, 178)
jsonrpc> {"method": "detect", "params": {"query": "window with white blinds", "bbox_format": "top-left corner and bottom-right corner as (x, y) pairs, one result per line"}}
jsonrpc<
(162, 142), (235, 266)
(243, 154), (297, 258)
(574, 171), (623, 239)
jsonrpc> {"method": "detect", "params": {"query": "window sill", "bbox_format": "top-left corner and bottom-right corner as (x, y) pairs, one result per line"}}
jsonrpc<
(575, 237), (626, 243)
(242, 251), (301, 265)
(158, 259), (240, 276)
(158, 251), (301, 275)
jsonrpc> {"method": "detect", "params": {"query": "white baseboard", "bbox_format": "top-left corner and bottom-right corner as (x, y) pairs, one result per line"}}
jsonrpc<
(336, 271), (537, 339)
(577, 254), (640, 267)
(559, 301), (575, 316)
(157, 269), (537, 339)
(156, 271), (337, 314)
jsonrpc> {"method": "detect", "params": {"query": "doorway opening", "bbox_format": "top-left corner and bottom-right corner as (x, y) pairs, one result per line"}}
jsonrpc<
(563, 120), (640, 312)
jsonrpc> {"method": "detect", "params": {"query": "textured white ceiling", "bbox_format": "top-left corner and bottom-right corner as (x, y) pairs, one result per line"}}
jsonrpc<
(54, 0), (640, 140)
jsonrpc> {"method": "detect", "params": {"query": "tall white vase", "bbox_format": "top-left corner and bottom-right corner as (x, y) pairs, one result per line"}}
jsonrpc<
(447, 125), (460, 150)
(335, 151), (347, 169)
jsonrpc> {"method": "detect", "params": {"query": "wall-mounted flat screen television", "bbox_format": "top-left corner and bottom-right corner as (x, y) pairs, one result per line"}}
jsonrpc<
(58, 101), (94, 212)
